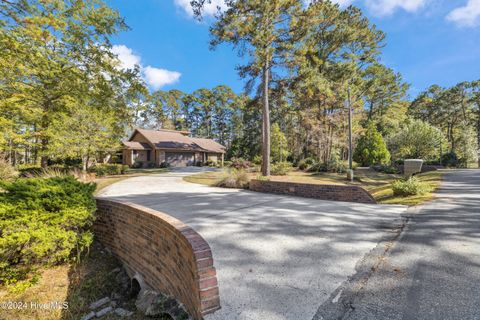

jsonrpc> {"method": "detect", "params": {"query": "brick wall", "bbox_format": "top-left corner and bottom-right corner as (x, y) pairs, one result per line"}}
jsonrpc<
(94, 199), (220, 319)
(249, 180), (376, 204)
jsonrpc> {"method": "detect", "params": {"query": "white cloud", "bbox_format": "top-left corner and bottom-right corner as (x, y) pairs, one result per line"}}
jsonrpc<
(112, 45), (141, 70)
(111, 45), (181, 89)
(143, 66), (182, 90)
(174, 0), (227, 17)
(365, 0), (429, 16)
(447, 0), (480, 27)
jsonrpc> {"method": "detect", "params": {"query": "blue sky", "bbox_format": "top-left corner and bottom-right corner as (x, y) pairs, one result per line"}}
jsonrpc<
(105, 0), (480, 98)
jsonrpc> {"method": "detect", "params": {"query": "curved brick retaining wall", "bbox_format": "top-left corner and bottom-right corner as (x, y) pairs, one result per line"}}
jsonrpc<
(94, 199), (220, 319)
(249, 180), (376, 204)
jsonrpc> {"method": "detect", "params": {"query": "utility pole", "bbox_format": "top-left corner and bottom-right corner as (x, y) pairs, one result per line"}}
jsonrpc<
(347, 85), (354, 182)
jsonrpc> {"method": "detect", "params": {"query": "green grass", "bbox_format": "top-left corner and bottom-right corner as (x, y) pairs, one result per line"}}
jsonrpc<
(183, 168), (445, 206)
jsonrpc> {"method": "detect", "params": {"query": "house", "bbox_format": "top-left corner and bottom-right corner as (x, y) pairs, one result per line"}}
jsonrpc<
(122, 128), (226, 167)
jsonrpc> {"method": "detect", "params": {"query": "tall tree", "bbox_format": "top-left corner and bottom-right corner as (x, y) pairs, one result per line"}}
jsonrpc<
(0, 0), (138, 167)
(192, 0), (302, 176)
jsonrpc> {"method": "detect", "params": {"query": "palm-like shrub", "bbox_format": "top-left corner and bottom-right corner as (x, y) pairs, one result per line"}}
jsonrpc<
(216, 169), (250, 189)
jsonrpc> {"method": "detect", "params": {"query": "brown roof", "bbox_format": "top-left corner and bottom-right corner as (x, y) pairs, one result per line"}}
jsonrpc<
(191, 138), (226, 153)
(129, 129), (226, 153)
(122, 141), (152, 150)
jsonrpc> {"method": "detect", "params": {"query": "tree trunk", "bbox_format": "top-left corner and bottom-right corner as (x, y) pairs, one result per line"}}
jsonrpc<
(40, 137), (49, 168)
(261, 62), (271, 176)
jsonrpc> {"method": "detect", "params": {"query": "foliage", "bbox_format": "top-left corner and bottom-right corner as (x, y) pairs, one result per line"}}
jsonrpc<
(271, 123), (290, 163)
(391, 177), (431, 197)
(373, 165), (401, 174)
(205, 160), (218, 167)
(388, 119), (445, 161)
(215, 169), (250, 189)
(0, 159), (18, 181)
(0, 177), (96, 285)
(409, 82), (479, 165)
(271, 162), (292, 176)
(354, 123), (391, 166)
(441, 152), (459, 168)
(229, 158), (252, 170)
(0, 0), (144, 168)
(159, 162), (170, 168)
(132, 161), (144, 169)
(89, 164), (128, 177)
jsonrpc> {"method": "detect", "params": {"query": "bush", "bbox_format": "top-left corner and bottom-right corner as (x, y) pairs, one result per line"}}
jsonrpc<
(354, 123), (391, 166)
(271, 162), (292, 176)
(159, 161), (171, 168)
(90, 164), (128, 177)
(252, 155), (262, 165)
(307, 162), (328, 173)
(392, 177), (431, 197)
(0, 176), (96, 285)
(298, 157), (316, 170)
(215, 169), (250, 189)
(205, 159), (218, 167)
(132, 161), (143, 169)
(230, 158), (252, 170)
(147, 162), (156, 168)
(0, 159), (18, 181)
(374, 165), (401, 174)
(441, 152), (459, 168)
(327, 152), (347, 173)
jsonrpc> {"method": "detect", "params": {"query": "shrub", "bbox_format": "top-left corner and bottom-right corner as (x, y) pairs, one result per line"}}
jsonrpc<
(391, 177), (431, 197)
(441, 152), (459, 168)
(327, 152), (347, 173)
(253, 155), (262, 165)
(271, 162), (292, 176)
(354, 123), (391, 166)
(0, 159), (18, 181)
(90, 164), (128, 177)
(147, 162), (156, 168)
(307, 162), (328, 173)
(0, 176), (96, 286)
(373, 165), (401, 174)
(229, 158), (252, 170)
(205, 159), (218, 167)
(215, 169), (250, 189)
(132, 161), (143, 169)
(159, 162), (170, 168)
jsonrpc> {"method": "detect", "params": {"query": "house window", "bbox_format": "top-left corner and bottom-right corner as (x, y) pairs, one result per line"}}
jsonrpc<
(147, 150), (151, 162)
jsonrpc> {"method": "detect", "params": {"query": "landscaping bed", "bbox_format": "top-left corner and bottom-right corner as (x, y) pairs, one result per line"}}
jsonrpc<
(184, 169), (444, 206)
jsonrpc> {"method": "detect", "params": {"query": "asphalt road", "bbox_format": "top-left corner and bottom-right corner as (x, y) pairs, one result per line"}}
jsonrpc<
(314, 170), (480, 320)
(98, 169), (406, 320)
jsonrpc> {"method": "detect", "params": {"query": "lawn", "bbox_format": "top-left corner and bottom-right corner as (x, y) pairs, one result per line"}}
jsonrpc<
(183, 168), (445, 206)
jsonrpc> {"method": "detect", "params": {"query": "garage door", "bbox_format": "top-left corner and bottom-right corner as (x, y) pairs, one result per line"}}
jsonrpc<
(165, 152), (195, 167)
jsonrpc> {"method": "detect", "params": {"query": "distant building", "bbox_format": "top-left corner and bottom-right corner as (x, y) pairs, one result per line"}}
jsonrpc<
(122, 128), (226, 167)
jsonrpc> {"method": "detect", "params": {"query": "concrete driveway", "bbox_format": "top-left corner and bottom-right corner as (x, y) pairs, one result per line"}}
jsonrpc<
(98, 169), (406, 320)
(314, 170), (480, 320)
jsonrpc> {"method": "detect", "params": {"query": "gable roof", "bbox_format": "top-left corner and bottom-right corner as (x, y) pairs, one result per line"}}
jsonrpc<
(191, 138), (226, 154)
(122, 141), (152, 150)
(128, 129), (226, 153)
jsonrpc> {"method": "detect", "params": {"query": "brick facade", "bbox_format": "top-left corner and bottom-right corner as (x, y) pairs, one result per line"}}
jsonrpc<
(249, 180), (376, 204)
(94, 199), (220, 319)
